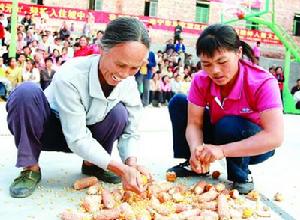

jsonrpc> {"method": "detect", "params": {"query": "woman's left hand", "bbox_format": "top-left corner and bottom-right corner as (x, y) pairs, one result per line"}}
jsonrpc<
(197, 144), (225, 164)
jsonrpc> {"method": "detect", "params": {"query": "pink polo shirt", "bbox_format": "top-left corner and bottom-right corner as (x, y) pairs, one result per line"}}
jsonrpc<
(188, 60), (282, 125)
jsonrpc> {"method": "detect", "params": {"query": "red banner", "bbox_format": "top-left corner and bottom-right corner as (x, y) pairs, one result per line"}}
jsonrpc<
(210, 0), (262, 9)
(0, 2), (281, 45)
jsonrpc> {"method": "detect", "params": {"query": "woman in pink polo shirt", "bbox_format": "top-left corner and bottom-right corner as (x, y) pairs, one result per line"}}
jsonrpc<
(168, 24), (283, 194)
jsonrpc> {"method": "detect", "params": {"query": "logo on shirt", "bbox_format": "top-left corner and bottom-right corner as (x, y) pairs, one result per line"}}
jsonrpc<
(240, 107), (253, 113)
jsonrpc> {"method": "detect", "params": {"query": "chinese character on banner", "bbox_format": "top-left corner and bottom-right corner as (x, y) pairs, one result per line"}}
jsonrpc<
(165, 20), (171, 27)
(157, 19), (164, 25)
(239, 29), (246, 36)
(194, 24), (201, 30)
(267, 32), (274, 39)
(253, 31), (260, 38)
(49, 8), (58, 18)
(260, 32), (267, 39)
(0, 3), (5, 11)
(109, 13), (117, 21)
(58, 9), (67, 18)
(39, 7), (48, 16)
(29, 6), (39, 16)
(247, 30), (254, 37)
(187, 23), (194, 29)
(149, 18), (156, 25)
(67, 10), (77, 20)
(76, 11), (86, 20)
(5, 3), (12, 13)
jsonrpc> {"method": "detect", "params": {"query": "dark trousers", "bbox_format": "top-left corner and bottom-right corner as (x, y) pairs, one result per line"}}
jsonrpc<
(6, 82), (128, 168)
(168, 94), (275, 183)
(150, 91), (163, 106)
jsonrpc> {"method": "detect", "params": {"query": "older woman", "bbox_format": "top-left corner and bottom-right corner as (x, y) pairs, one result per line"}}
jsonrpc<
(7, 17), (152, 198)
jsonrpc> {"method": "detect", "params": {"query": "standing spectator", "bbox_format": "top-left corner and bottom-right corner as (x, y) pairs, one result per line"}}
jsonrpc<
(174, 20), (183, 44)
(21, 13), (33, 31)
(269, 66), (275, 76)
(275, 66), (284, 102)
(252, 41), (260, 64)
(40, 57), (55, 90)
(94, 30), (104, 45)
(59, 21), (71, 41)
(135, 51), (156, 107)
(0, 12), (8, 29)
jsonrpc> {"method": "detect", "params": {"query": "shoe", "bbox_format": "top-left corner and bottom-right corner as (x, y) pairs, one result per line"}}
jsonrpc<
(233, 177), (254, 194)
(81, 163), (121, 184)
(10, 170), (41, 198)
(167, 160), (209, 177)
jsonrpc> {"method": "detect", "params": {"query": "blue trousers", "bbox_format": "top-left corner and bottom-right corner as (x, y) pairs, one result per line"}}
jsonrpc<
(6, 82), (128, 168)
(168, 94), (275, 182)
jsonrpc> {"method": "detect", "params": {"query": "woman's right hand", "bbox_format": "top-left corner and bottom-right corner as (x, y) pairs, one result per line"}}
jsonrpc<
(121, 165), (145, 194)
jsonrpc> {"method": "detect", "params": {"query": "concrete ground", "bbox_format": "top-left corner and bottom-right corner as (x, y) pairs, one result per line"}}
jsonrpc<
(0, 102), (299, 220)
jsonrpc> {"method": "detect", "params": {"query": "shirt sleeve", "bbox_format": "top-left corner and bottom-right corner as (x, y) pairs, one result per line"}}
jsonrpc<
(117, 78), (143, 163)
(54, 79), (112, 170)
(188, 74), (208, 107)
(255, 78), (283, 112)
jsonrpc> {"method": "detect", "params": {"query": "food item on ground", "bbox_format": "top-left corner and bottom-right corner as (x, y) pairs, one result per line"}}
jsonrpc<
(215, 183), (225, 193)
(60, 210), (92, 220)
(81, 195), (102, 212)
(166, 171), (177, 182)
(212, 171), (221, 179)
(141, 174), (149, 185)
(246, 190), (260, 201)
(73, 177), (98, 190)
(229, 189), (240, 199)
(193, 181), (206, 195)
(102, 188), (115, 209)
(274, 192), (284, 201)
(61, 177), (271, 220)
(87, 183), (101, 195)
(242, 208), (254, 218)
(217, 194), (230, 219)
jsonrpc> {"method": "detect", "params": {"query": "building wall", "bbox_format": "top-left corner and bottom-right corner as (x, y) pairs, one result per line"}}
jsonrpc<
(43, 0), (88, 9)
(12, 0), (300, 50)
(156, 0), (196, 22)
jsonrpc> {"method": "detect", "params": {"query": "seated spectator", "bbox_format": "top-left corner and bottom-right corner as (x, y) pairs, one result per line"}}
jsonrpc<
(21, 13), (33, 31)
(40, 57), (55, 90)
(74, 36), (95, 57)
(22, 59), (40, 84)
(291, 79), (300, 109)
(291, 78), (300, 95)
(6, 57), (22, 89)
(175, 38), (186, 54)
(160, 75), (172, 104)
(171, 74), (183, 95)
(165, 38), (175, 55)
